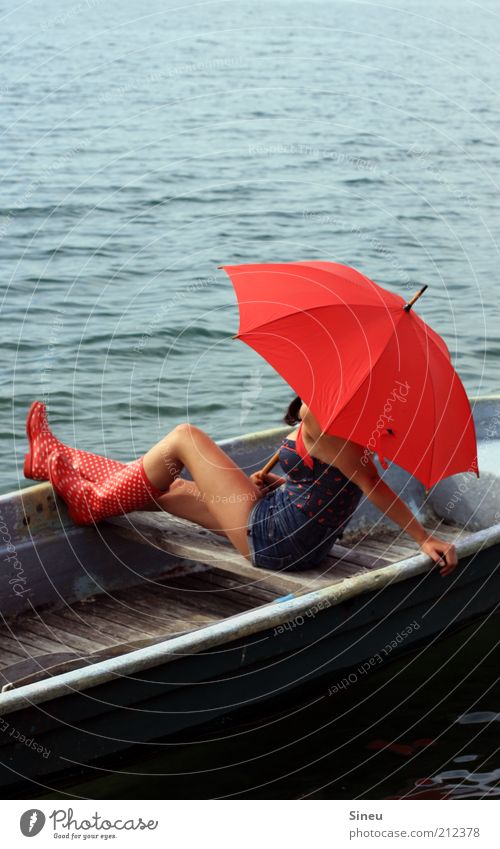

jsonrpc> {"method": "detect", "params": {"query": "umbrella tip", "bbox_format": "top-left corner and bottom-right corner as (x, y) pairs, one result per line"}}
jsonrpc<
(403, 284), (428, 312)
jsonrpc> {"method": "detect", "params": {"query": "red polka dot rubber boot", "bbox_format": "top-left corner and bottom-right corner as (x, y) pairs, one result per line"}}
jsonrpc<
(24, 400), (125, 483)
(48, 450), (166, 526)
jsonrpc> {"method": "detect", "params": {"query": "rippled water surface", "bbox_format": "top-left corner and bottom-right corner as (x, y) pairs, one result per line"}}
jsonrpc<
(2, 0), (500, 492)
(1, 0), (500, 799)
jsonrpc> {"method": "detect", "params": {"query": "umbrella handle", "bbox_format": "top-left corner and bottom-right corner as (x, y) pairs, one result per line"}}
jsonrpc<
(259, 450), (281, 476)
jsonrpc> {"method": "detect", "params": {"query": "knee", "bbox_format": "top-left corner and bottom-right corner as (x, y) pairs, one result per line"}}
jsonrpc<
(171, 422), (204, 441)
(169, 477), (185, 492)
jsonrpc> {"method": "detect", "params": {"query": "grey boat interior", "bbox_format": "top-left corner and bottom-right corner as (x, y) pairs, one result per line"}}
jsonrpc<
(1, 396), (499, 693)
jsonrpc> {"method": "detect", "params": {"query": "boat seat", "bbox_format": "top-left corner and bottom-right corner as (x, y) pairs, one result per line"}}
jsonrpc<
(106, 506), (473, 587)
(106, 512), (327, 593)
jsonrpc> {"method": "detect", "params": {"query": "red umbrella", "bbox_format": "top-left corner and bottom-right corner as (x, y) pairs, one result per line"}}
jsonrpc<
(220, 261), (479, 489)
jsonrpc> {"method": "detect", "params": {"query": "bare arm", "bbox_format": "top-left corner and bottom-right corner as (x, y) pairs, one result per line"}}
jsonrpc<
(354, 474), (428, 544)
(301, 409), (458, 576)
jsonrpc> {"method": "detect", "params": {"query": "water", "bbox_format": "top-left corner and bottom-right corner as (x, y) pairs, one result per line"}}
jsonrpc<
(1, 0), (500, 798)
(2, 0), (500, 493)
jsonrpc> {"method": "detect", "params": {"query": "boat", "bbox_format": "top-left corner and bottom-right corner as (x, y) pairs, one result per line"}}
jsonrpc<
(0, 394), (499, 792)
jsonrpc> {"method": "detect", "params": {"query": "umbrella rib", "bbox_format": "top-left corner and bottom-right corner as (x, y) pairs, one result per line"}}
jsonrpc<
(318, 307), (408, 426)
(412, 321), (437, 486)
(238, 303), (408, 428)
(411, 311), (452, 362)
(236, 300), (399, 339)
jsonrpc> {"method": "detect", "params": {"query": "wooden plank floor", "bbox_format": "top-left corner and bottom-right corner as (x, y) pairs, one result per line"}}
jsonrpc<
(0, 513), (471, 690)
(0, 568), (260, 689)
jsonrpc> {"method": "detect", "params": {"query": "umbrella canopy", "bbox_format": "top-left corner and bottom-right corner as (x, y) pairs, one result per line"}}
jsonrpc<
(221, 261), (479, 489)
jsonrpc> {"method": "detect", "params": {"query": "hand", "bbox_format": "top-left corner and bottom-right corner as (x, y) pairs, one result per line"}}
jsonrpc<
(249, 470), (286, 496)
(420, 535), (458, 577)
(250, 471), (267, 497)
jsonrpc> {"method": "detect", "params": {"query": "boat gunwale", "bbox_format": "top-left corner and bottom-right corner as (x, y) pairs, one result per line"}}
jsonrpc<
(1, 518), (500, 716)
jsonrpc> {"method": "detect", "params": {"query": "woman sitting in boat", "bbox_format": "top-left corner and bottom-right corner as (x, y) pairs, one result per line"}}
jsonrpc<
(24, 397), (458, 576)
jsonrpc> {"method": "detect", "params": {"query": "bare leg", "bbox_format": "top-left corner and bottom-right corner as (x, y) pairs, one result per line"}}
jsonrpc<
(142, 423), (261, 560)
(152, 479), (227, 537)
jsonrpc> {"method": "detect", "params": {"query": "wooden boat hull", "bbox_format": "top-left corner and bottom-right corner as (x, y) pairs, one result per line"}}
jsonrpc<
(1, 540), (499, 792)
(0, 395), (499, 792)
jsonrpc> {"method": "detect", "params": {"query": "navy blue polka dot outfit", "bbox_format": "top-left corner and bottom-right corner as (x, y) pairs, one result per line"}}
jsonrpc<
(278, 425), (363, 537)
(246, 423), (363, 571)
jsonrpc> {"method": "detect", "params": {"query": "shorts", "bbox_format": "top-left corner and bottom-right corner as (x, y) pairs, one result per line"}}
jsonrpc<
(246, 487), (342, 571)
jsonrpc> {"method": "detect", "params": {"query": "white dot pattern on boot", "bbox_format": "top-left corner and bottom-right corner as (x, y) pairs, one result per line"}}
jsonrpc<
(26, 400), (126, 483)
(49, 450), (164, 526)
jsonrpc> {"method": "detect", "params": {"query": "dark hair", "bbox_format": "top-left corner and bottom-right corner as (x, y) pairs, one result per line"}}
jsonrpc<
(284, 395), (302, 426)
